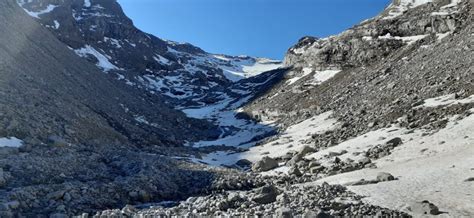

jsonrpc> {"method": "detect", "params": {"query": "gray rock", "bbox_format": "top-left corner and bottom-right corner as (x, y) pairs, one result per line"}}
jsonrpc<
(309, 166), (324, 174)
(289, 167), (303, 177)
(299, 146), (316, 156)
(3, 201), (20, 210)
(358, 157), (372, 166)
(252, 185), (278, 204)
(277, 207), (293, 218)
(376, 172), (395, 182)
(464, 177), (474, 182)
(235, 159), (252, 168)
(252, 157), (279, 172)
(410, 200), (441, 215)
(385, 137), (403, 147)
(0, 169), (7, 188)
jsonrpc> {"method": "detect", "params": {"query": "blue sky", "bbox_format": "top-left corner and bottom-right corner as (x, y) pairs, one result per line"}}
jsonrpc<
(117, 0), (390, 59)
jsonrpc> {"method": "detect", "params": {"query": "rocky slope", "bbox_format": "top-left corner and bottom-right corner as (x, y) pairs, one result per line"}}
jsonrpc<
(0, 0), (279, 216)
(0, 0), (472, 217)
(0, 0), (220, 148)
(124, 0), (472, 217)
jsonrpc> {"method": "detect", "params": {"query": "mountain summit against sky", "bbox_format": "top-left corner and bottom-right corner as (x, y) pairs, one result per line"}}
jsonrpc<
(0, 0), (472, 217)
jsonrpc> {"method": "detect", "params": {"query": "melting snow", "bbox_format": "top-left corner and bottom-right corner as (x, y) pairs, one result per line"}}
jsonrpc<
(306, 113), (474, 217)
(191, 111), (339, 166)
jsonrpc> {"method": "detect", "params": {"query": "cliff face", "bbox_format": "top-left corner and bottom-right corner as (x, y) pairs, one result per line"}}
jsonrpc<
(283, 0), (464, 70)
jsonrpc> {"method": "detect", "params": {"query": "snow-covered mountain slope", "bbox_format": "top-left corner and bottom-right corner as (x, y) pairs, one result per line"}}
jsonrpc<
(14, 0), (286, 151)
(16, 0), (281, 110)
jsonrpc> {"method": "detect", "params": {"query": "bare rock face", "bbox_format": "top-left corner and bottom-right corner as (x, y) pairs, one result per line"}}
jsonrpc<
(284, 0), (467, 70)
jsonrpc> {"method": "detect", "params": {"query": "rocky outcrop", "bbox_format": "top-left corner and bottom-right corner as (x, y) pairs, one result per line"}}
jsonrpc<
(284, 0), (467, 70)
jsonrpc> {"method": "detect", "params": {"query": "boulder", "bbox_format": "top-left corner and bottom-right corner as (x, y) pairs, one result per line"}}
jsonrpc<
(252, 157), (279, 172)
(235, 159), (252, 168)
(277, 207), (293, 218)
(385, 137), (403, 147)
(252, 185), (278, 204)
(289, 167), (303, 177)
(410, 200), (441, 215)
(299, 146), (316, 156)
(376, 172), (395, 182)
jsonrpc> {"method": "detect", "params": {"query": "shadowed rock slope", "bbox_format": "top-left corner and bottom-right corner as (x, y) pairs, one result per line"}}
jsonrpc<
(0, 0), (218, 147)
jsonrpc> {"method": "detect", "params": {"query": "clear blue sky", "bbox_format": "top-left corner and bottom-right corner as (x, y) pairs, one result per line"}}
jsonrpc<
(117, 0), (390, 59)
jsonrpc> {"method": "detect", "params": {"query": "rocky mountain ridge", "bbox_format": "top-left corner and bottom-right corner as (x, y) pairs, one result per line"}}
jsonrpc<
(16, 0), (282, 109)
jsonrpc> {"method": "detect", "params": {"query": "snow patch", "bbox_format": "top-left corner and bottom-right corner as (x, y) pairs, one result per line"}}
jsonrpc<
(53, 20), (60, 29)
(307, 113), (474, 217)
(287, 67), (313, 85)
(74, 45), (119, 72)
(0, 137), (23, 148)
(84, 0), (91, 7)
(384, 0), (434, 19)
(312, 70), (342, 85)
(191, 111), (339, 166)
(378, 33), (428, 45)
(416, 94), (474, 108)
(17, 2), (58, 19)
